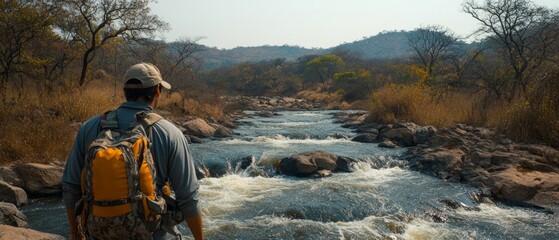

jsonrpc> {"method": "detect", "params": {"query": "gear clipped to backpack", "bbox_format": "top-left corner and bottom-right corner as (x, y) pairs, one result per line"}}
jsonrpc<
(77, 110), (167, 239)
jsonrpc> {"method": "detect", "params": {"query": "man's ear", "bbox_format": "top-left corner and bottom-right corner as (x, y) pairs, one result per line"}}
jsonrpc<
(154, 84), (162, 97)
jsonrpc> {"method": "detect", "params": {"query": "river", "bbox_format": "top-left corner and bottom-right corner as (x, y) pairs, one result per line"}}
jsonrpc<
(21, 110), (559, 239)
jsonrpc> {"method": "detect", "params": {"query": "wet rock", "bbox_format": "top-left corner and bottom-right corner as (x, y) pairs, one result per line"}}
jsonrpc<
(335, 156), (357, 172)
(15, 163), (63, 196)
(195, 165), (210, 180)
(379, 140), (398, 148)
(351, 133), (378, 143)
(355, 126), (380, 134)
(0, 202), (27, 227)
(210, 123), (234, 138)
(312, 170), (332, 178)
(188, 135), (204, 144)
(279, 151), (337, 177)
(182, 118), (216, 138)
(379, 128), (414, 147)
(233, 155), (255, 170)
(0, 224), (65, 240)
(0, 181), (27, 207)
(408, 148), (465, 181)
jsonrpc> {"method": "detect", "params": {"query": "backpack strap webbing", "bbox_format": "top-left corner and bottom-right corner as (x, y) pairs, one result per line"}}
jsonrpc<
(136, 111), (163, 130)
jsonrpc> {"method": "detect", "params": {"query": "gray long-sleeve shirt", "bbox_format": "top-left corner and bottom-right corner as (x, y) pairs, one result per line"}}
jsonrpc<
(62, 101), (200, 220)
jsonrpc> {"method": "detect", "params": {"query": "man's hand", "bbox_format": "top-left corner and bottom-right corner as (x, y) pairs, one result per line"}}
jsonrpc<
(185, 213), (204, 240)
(66, 208), (83, 240)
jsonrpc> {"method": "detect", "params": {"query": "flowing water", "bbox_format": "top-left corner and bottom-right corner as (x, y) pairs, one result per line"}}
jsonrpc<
(22, 110), (559, 239)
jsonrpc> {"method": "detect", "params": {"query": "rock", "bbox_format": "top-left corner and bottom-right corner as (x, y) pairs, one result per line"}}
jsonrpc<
(0, 166), (24, 188)
(232, 155), (255, 170)
(0, 224), (65, 240)
(0, 181), (27, 207)
(351, 133), (378, 143)
(335, 156), (357, 172)
(210, 124), (234, 138)
(182, 118), (216, 138)
(0, 202), (27, 227)
(410, 149), (465, 180)
(491, 166), (559, 206)
(414, 126), (438, 145)
(468, 150), (493, 169)
(312, 170), (333, 178)
(195, 165), (210, 180)
(380, 128), (415, 147)
(355, 126), (380, 134)
(15, 163), (63, 196)
(279, 151), (337, 177)
(490, 151), (521, 165)
(188, 135), (204, 144)
(393, 122), (418, 132)
(379, 140), (398, 148)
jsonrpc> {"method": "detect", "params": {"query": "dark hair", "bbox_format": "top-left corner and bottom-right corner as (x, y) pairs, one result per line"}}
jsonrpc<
(123, 79), (159, 102)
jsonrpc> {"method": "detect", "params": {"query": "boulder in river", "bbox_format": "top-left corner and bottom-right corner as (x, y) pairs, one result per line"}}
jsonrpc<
(379, 127), (415, 147)
(15, 163), (63, 196)
(182, 118), (216, 138)
(279, 151), (338, 177)
(0, 202), (27, 227)
(351, 133), (378, 143)
(0, 181), (27, 207)
(210, 123), (234, 138)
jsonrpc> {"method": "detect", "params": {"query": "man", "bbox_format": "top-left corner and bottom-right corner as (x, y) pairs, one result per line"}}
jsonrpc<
(62, 63), (204, 240)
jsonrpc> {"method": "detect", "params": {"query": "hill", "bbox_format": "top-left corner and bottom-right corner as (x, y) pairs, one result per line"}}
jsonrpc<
(331, 30), (413, 59)
(194, 30), (417, 69)
(196, 45), (325, 69)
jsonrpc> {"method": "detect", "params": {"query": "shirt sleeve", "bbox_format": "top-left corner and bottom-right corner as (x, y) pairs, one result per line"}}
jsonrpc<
(152, 120), (201, 218)
(62, 117), (100, 210)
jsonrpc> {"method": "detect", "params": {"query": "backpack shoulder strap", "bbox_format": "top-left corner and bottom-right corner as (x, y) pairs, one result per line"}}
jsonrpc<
(100, 110), (119, 130)
(135, 111), (163, 130)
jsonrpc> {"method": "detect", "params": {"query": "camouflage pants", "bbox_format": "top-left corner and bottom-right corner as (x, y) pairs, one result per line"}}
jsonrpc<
(84, 212), (152, 240)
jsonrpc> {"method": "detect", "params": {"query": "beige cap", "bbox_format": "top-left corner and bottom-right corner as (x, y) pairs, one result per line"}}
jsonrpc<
(123, 63), (171, 89)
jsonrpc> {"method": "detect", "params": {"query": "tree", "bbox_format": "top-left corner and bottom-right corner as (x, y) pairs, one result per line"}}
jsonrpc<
(59, 0), (168, 86)
(407, 25), (458, 77)
(304, 54), (344, 85)
(0, 1), (55, 99)
(463, 0), (559, 98)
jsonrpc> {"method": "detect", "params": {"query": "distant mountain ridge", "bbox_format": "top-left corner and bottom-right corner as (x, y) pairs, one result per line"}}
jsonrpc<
(194, 30), (414, 69)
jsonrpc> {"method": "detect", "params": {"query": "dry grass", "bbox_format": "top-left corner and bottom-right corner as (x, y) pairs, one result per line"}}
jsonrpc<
(368, 83), (493, 128)
(367, 73), (559, 147)
(0, 85), (228, 165)
(0, 85), (117, 165)
(158, 91), (226, 121)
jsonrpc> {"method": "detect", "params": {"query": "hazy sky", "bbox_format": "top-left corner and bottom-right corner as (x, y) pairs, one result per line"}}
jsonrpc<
(151, 0), (559, 49)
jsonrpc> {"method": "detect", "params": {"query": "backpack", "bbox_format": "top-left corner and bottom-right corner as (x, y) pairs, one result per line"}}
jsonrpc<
(78, 110), (166, 239)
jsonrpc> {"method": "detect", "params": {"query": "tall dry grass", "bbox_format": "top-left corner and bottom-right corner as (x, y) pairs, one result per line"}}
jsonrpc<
(367, 69), (559, 146)
(367, 83), (506, 128)
(0, 84), (230, 165)
(497, 71), (559, 146)
(0, 86), (117, 165)
(158, 91), (227, 121)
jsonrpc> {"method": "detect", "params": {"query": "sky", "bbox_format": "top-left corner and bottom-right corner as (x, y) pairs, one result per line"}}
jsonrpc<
(150, 0), (559, 49)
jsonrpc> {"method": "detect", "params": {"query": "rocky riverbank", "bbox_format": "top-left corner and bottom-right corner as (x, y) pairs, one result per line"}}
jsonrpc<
(335, 111), (559, 212)
(0, 163), (65, 239)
